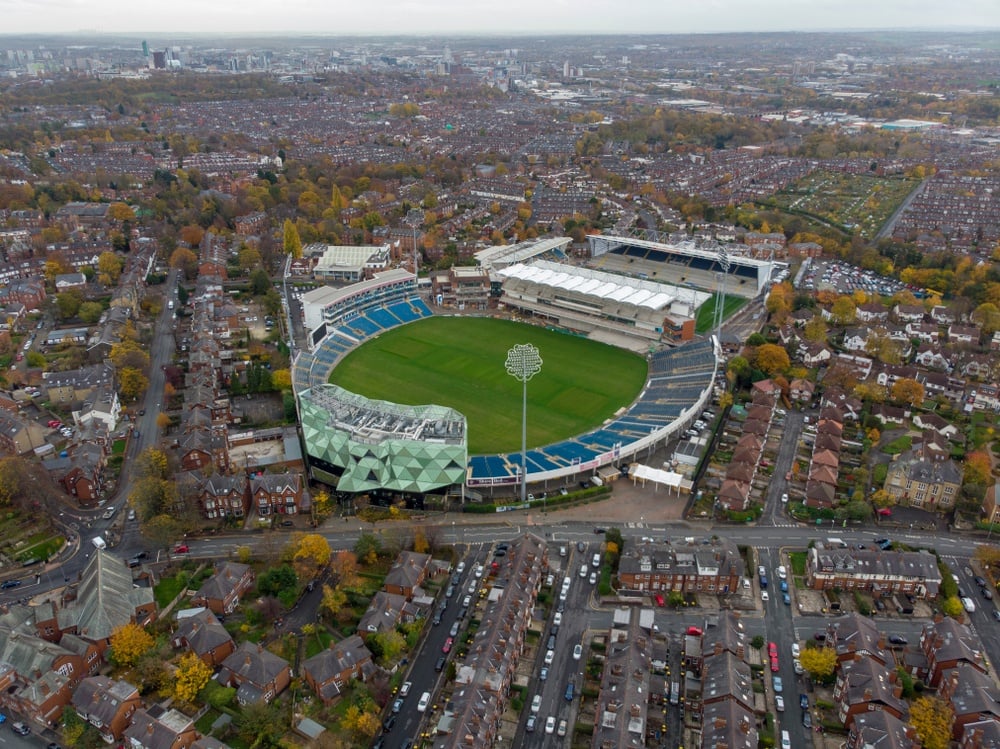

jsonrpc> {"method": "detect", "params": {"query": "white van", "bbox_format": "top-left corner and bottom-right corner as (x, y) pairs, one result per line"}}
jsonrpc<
(417, 691), (431, 712)
(91, 536), (107, 550)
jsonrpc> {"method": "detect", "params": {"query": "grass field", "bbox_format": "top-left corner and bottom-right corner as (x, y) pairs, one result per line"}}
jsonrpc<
(695, 293), (748, 334)
(329, 317), (648, 454)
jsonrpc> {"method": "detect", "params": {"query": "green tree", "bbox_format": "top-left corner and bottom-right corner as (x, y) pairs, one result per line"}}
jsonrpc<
(135, 446), (170, 480)
(78, 301), (104, 324)
(258, 564), (297, 597)
(237, 245), (263, 276)
(941, 595), (964, 618)
(140, 513), (183, 550)
(354, 532), (382, 564)
(249, 267), (271, 296)
(831, 295), (857, 325)
(61, 707), (87, 747)
(283, 219), (302, 258)
(367, 630), (406, 665)
(55, 289), (83, 319)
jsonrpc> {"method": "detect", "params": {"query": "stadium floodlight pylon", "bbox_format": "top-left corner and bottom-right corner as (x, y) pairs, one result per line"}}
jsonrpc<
(505, 343), (543, 504)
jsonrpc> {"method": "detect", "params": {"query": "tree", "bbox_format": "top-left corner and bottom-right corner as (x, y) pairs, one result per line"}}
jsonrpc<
(319, 584), (348, 622)
(61, 707), (87, 747)
(972, 302), (1000, 335)
(140, 513), (183, 549)
(354, 533), (382, 565)
(156, 412), (171, 430)
(119, 367), (149, 401)
(941, 595), (964, 618)
(964, 451), (992, 487)
(798, 646), (837, 680)
(237, 245), (263, 276)
(109, 623), (155, 666)
(756, 343), (790, 376)
(909, 696), (954, 749)
(173, 651), (213, 703)
(110, 338), (150, 371)
(108, 202), (136, 222)
(258, 565), (297, 597)
(135, 447), (170, 480)
(271, 369), (292, 391)
(97, 251), (125, 285)
(803, 316), (828, 342)
(169, 247), (198, 280)
(367, 630), (406, 665)
(831, 295), (858, 326)
(55, 289), (83, 319)
(891, 377), (925, 407)
(283, 219), (302, 258)
(342, 704), (381, 741)
(78, 301), (104, 324)
(413, 526), (429, 554)
(718, 391), (734, 409)
(330, 549), (360, 589)
(249, 267), (271, 296)
(973, 544), (1000, 572)
(293, 533), (332, 578)
(234, 702), (281, 746)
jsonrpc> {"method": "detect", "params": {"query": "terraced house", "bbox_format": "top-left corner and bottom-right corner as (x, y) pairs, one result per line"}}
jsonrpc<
(617, 537), (744, 595)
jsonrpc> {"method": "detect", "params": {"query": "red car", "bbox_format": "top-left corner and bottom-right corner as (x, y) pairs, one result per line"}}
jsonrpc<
(173, 544), (189, 553)
(768, 642), (778, 658)
(654, 594), (665, 607)
(442, 637), (453, 654)
(877, 508), (892, 517)
(770, 656), (780, 673)
(686, 626), (703, 636)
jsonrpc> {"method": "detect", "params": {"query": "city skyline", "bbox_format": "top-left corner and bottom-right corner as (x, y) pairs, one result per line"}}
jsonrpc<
(0, 0), (998, 36)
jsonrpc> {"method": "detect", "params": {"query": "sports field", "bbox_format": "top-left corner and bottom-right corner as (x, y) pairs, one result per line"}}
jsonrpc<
(695, 292), (748, 334)
(328, 317), (648, 455)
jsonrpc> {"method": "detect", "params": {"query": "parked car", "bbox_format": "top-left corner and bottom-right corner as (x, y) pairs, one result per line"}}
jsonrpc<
(799, 694), (809, 710)
(12, 722), (29, 736)
(773, 676), (783, 693)
(775, 695), (785, 712)
(531, 695), (542, 713)
(654, 594), (665, 607)
(573, 643), (583, 660)
(0, 580), (22, 590)
(557, 719), (568, 737)
(525, 714), (537, 732)
(399, 681), (412, 697)
(391, 698), (404, 713)
(888, 635), (908, 645)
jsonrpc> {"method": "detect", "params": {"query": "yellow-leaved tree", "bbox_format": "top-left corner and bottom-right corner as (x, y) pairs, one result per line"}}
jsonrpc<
(342, 704), (381, 741)
(292, 533), (332, 579)
(174, 652), (213, 703)
(798, 646), (837, 681)
(109, 623), (155, 666)
(910, 696), (953, 749)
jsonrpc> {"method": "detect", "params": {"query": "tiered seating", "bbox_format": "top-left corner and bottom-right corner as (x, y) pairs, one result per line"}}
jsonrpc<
(349, 317), (381, 338)
(367, 308), (399, 330)
(410, 297), (433, 317)
(389, 300), (420, 324)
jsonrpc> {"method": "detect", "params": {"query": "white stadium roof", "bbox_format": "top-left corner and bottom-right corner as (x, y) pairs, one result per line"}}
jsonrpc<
(499, 261), (676, 310)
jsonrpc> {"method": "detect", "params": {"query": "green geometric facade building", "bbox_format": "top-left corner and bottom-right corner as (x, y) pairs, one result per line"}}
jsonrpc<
(299, 384), (468, 494)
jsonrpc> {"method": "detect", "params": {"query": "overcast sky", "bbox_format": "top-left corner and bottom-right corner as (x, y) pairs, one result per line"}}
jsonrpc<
(0, 0), (997, 36)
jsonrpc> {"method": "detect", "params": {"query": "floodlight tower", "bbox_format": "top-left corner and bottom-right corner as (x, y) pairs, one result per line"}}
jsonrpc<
(715, 247), (731, 336)
(405, 208), (423, 276)
(505, 343), (543, 504)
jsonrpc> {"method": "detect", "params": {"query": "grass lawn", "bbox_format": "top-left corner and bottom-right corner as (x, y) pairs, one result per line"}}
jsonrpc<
(329, 317), (648, 454)
(112, 439), (127, 455)
(695, 293), (748, 334)
(789, 551), (807, 577)
(154, 572), (190, 608)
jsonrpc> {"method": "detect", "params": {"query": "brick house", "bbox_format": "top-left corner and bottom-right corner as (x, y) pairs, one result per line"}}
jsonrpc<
(806, 547), (941, 600)
(938, 663), (1000, 740)
(832, 657), (908, 728)
(250, 474), (304, 517)
(124, 705), (198, 749)
(617, 537), (744, 595)
(845, 711), (920, 749)
(920, 618), (988, 688)
(0, 629), (86, 728)
(191, 563), (255, 616)
(218, 642), (291, 705)
(383, 551), (433, 598)
(302, 635), (375, 704)
(172, 610), (235, 668)
(822, 613), (891, 667)
(71, 676), (142, 743)
(357, 592), (420, 638)
(884, 445), (962, 510)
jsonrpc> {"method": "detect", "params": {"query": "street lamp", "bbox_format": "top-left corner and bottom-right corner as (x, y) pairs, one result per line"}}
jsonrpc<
(505, 343), (543, 504)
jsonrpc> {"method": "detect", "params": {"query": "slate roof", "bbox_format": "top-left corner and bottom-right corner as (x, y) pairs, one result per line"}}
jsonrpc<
(72, 676), (140, 727)
(57, 549), (155, 640)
